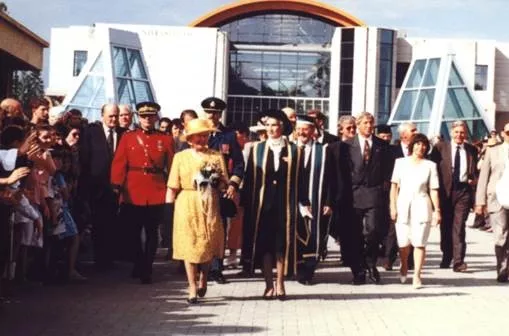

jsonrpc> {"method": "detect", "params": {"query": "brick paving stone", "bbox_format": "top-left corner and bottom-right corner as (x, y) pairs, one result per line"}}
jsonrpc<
(1, 215), (509, 335)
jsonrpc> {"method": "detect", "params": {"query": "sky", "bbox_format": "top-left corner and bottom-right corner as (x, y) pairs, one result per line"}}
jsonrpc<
(5, 0), (509, 82)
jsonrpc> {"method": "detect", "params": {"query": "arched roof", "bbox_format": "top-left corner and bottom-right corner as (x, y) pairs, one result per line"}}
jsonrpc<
(190, 0), (365, 27)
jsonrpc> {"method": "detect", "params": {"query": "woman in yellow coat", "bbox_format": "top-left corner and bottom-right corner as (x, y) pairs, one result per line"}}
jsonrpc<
(166, 119), (228, 304)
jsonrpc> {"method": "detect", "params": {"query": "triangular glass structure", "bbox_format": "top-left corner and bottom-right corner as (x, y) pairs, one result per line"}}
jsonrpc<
(388, 55), (491, 141)
(63, 29), (155, 121)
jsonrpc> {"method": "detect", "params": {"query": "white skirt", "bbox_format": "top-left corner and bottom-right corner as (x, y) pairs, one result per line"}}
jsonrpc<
(395, 220), (432, 248)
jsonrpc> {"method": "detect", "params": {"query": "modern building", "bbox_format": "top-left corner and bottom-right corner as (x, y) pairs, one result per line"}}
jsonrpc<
(0, 11), (48, 98)
(47, 0), (507, 139)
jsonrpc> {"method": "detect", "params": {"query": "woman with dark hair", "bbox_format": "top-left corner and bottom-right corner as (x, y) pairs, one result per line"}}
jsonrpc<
(390, 133), (441, 289)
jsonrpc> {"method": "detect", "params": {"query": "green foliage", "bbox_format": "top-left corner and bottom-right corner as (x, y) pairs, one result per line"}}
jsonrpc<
(12, 71), (45, 107)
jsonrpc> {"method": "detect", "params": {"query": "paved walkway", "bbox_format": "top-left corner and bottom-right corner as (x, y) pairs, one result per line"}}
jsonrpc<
(1, 219), (508, 336)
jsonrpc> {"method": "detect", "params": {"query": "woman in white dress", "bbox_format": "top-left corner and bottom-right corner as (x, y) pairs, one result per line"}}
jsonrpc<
(390, 133), (441, 289)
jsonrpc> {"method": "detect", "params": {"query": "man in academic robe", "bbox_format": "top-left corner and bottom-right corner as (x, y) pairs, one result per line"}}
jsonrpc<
(295, 116), (333, 285)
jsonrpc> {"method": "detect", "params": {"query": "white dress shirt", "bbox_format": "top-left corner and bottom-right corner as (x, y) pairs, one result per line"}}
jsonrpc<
(267, 137), (284, 171)
(400, 143), (410, 157)
(358, 134), (373, 158)
(297, 140), (313, 168)
(451, 143), (468, 183)
(102, 123), (118, 152)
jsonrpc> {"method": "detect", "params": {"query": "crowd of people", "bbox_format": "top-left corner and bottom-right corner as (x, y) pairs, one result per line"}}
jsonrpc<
(1, 95), (508, 306)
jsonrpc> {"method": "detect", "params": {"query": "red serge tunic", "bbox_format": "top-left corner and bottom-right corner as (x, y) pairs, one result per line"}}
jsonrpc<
(111, 128), (174, 206)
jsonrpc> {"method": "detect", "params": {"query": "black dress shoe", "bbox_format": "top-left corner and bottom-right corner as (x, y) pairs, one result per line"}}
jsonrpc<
(352, 273), (366, 285)
(197, 287), (207, 298)
(440, 258), (451, 269)
(367, 267), (381, 284)
(187, 297), (198, 304)
(297, 279), (312, 286)
(453, 263), (468, 273)
(140, 277), (152, 284)
(496, 270), (508, 283)
(215, 272), (228, 285)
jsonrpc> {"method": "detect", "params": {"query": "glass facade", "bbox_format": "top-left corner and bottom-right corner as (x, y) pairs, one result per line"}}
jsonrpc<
(377, 29), (394, 124)
(229, 50), (330, 97)
(65, 46), (153, 121)
(339, 28), (354, 115)
(220, 13), (335, 124)
(220, 14), (335, 45)
(389, 56), (489, 141)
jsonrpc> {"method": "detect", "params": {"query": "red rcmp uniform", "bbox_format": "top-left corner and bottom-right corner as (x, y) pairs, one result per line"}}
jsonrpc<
(111, 128), (174, 205)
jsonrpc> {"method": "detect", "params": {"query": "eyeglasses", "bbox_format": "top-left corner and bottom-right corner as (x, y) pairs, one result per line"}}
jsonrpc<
(345, 126), (356, 131)
(504, 130), (509, 136)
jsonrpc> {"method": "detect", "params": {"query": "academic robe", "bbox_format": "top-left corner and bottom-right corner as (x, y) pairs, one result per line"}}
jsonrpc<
(241, 139), (301, 276)
(296, 142), (332, 280)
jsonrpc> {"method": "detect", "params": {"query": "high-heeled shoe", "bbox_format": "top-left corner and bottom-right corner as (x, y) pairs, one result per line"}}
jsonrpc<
(412, 276), (422, 289)
(262, 287), (274, 300)
(197, 287), (207, 298)
(276, 292), (287, 301)
(400, 266), (408, 284)
(187, 297), (198, 304)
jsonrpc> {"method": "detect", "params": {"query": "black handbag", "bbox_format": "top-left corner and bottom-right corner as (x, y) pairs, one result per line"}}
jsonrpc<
(220, 197), (237, 218)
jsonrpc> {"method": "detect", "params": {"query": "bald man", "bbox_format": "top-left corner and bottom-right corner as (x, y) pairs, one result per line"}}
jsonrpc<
(0, 98), (23, 118)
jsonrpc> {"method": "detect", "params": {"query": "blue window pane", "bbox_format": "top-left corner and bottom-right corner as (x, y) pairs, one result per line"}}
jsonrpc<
(393, 90), (417, 121)
(113, 47), (129, 77)
(412, 89), (435, 120)
(406, 60), (426, 88)
(132, 80), (153, 102)
(444, 88), (481, 119)
(380, 30), (394, 44)
(71, 75), (104, 106)
(423, 58), (441, 87)
(448, 63), (464, 86)
(127, 49), (147, 79)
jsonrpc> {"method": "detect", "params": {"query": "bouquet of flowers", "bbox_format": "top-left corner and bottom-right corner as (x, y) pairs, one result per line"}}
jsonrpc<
(194, 161), (222, 190)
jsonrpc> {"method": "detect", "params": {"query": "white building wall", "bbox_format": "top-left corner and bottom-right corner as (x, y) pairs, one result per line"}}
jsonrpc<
(48, 24), (226, 119)
(48, 26), (96, 95)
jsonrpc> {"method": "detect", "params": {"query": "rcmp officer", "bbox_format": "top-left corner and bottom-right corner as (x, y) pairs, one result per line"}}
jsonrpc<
(201, 97), (244, 284)
(111, 102), (174, 284)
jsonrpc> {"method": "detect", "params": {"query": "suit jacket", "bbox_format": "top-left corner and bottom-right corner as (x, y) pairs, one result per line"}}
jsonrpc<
(321, 131), (340, 145)
(475, 143), (507, 213)
(430, 141), (478, 200)
(79, 122), (126, 199)
(346, 135), (391, 209)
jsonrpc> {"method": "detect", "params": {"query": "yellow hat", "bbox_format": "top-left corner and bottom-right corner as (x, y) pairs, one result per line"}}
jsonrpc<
(184, 119), (218, 140)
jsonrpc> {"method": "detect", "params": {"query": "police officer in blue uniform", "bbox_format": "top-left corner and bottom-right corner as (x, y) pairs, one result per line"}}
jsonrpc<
(201, 97), (244, 284)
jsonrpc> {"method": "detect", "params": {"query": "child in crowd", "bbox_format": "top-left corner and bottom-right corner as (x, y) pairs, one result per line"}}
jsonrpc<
(50, 146), (86, 281)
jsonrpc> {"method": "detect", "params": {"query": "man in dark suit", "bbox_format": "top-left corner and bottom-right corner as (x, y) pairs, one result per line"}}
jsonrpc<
(307, 109), (340, 145)
(79, 103), (125, 269)
(344, 112), (391, 283)
(328, 136), (365, 284)
(202, 97), (244, 284)
(382, 122), (417, 271)
(430, 121), (478, 272)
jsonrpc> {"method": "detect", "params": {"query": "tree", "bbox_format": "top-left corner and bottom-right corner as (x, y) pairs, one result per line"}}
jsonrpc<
(12, 70), (45, 108)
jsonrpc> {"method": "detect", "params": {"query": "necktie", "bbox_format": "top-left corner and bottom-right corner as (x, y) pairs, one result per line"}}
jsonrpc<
(363, 139), (370, 165)
(453, 145), (461, 184)
(107, 128), (114, 155)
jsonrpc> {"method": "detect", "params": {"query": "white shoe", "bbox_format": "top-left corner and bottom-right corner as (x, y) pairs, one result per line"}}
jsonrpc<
(400, 275), (407, 284)
(412, 277), (422, 289)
